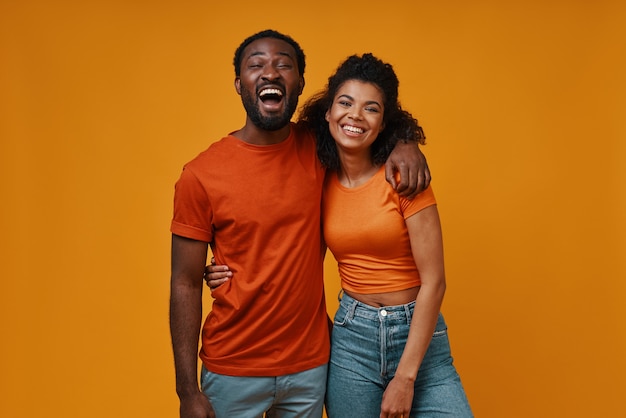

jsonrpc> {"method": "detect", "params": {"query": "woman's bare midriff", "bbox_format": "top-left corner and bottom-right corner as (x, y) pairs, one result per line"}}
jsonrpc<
(345, 286), (420, 308)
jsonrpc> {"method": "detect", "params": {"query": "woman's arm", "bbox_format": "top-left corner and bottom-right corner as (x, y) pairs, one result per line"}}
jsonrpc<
(380, 205), (446, 418)
(203, 257), (232, 290)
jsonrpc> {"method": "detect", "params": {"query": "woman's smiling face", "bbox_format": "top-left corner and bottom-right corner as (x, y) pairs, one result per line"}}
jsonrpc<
(325, 79), (385, 156)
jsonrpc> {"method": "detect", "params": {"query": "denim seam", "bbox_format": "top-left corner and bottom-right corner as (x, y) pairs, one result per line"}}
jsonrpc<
(379, 314), (387, 378)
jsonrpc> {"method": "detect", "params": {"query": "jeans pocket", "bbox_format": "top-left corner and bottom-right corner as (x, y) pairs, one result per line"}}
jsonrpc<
(432, 313), (448, 338)
(333, 304), (351, 327)
(420, 315), (453, 371)
(432, 327), (448, 339)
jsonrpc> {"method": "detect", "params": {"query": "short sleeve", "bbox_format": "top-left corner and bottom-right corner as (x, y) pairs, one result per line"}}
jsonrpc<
(400, 185), (437, 219)
(170, 166), (213, 242)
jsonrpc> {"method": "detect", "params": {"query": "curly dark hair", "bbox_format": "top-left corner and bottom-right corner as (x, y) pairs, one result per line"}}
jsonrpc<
(298, 53), (425, 170)
(233, 29), (306, 77)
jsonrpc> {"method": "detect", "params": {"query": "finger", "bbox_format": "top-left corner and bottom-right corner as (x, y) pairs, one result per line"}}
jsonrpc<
(204, 271), (232, 281)
(384, 163), (397, 190)
(394, 162), (410, 194)
(211, 265), (231, 272)
(418, 160), (431, 193)
(423, 162), (432, 188)
(210, 256), (215, 265)
(205, 264), (230, 273)
(397, 168), (417, 199)
(399, 182), (418, 199)
(207, 277), (229, 289)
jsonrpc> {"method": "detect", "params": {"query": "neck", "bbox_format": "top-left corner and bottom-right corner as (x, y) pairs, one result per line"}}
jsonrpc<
(337, 150), (378, 188)
(233, 120), (291, 145)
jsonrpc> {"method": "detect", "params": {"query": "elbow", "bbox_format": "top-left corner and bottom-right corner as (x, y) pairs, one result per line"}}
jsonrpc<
(434, 277), (446, 299)
(423, 274), (446, 298)
(170, 272), (204, 294)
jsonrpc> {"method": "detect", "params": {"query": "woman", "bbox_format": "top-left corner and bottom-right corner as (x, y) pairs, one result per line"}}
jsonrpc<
(299, 53), (472, 418)
(206, 53), (472, 418)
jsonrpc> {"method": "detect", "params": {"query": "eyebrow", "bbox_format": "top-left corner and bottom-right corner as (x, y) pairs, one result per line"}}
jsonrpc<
(248, 51), (294, 60)
(337, 94), (382, 107)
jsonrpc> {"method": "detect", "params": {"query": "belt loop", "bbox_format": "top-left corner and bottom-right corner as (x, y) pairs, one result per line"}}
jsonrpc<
(404, 303), (413, 324)
(347, 297), (358, 321)
(340, 292), (358, 321)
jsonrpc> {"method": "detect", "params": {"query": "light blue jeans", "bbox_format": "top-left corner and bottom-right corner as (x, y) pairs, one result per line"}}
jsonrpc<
(326, 293), (473, 418)
(201, 364), (327, 418)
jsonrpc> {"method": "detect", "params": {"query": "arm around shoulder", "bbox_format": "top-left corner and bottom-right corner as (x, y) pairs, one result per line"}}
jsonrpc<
(385, 142), (431, 199)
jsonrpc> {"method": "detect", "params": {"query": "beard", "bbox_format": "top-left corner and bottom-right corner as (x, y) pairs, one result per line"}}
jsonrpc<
(240, 88), (299, 131)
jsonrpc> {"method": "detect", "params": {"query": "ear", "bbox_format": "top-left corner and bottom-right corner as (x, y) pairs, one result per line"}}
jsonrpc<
(325, 109), (330, 122)
(235, 77), (241, 95)
(298, 77), (305, 95)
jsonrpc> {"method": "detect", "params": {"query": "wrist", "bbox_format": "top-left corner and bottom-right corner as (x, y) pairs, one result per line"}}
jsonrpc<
(394, 368), (418, 383)
(176, 384), (202, 399)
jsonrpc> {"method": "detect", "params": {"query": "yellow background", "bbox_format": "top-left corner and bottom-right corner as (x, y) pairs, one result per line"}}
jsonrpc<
(1, 1), (624, 417)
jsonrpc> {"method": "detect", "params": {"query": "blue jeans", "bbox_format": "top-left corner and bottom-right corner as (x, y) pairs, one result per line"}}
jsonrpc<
(326, 293), (472, 418)
(201, 364), (327, 418)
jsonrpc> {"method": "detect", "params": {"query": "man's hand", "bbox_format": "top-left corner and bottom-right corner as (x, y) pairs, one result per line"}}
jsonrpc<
(385, 142), (431, 200)
(179, 391), (215, 418)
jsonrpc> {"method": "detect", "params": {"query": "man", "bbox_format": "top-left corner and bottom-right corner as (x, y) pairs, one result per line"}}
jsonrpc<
(170, 29), (430, 418)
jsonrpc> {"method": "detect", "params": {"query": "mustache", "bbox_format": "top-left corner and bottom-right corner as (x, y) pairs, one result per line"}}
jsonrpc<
(256, 83), (285, 95)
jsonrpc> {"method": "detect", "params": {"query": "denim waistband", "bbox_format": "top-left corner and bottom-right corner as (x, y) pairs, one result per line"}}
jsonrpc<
(339, 291), (415, 323)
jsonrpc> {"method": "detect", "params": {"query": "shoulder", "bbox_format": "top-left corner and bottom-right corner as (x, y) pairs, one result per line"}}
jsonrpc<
(183, 136), (234, 171)
(399, 185), (437, 217)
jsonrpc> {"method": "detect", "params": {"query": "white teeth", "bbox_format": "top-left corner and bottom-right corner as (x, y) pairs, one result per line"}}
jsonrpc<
(343, 125), (364, 134)
(259, 88), (283, 97)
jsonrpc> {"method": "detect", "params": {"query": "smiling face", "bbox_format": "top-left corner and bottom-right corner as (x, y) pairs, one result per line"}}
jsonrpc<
(325, 80), (385, 157)
(235, 37), (304, 131)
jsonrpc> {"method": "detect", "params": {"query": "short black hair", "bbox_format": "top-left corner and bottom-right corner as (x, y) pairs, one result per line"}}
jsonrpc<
(233, 29), (306, 77)
(299, 53), (425, 170)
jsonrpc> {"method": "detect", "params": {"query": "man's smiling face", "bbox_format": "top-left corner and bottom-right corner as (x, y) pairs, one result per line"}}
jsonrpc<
(235, 37), (304, 131)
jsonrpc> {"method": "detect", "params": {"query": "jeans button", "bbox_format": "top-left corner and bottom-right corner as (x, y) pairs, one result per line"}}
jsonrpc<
(380, 309), (388, 317)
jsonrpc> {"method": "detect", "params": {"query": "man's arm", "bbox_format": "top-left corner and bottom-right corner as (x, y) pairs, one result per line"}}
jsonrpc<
(385, 142), (431, 199)
(170, 234), (215, 418)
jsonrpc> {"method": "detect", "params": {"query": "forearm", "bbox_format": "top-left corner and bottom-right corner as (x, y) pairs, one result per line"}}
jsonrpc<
(395, 280), (446, 381)
(170, 279), (204, 397)
(170, 235), (209, 399)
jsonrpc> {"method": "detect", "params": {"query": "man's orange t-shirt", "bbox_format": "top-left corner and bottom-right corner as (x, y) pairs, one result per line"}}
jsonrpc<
(171, 122), (330, 376)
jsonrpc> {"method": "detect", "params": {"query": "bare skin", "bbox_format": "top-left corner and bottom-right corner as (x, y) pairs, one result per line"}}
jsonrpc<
(344, 286), (420, 308)
(170, 235), (215, 418)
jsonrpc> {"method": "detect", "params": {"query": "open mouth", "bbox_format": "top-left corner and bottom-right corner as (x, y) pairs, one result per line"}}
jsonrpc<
(259, 87), (284, 105)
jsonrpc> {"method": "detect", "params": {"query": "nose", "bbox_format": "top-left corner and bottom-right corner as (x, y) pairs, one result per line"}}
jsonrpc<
(348, 107), (363, 121)
(261, 65), (280, 81)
